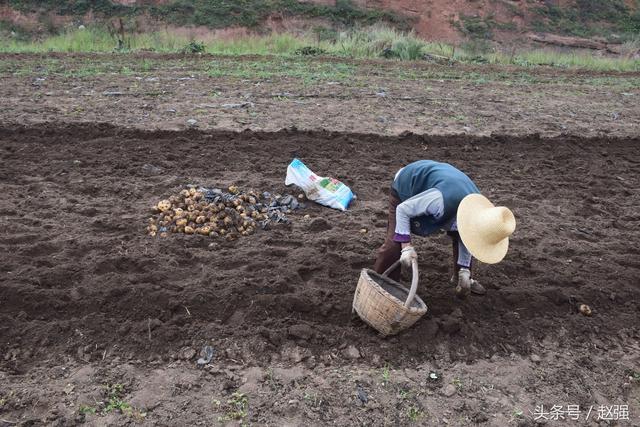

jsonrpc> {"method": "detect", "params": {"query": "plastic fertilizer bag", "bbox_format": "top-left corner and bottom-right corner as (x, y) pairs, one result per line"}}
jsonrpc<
(285, 158), (355, 211)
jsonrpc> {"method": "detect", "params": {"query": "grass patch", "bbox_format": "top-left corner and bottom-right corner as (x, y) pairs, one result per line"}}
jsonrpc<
(2, 24), (638, 72)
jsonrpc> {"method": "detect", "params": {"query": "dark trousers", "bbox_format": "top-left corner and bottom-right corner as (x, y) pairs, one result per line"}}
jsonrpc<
(373, 189), (471, 282)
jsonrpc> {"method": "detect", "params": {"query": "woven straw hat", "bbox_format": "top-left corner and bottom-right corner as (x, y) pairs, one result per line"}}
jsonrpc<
(457, 194), (516, 264)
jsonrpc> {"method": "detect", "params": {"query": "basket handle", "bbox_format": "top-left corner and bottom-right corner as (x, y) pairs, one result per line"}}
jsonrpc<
(382, 259), (419, 309)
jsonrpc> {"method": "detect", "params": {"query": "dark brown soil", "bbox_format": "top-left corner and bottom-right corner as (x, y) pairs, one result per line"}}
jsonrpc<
(1, 123), (638, 376)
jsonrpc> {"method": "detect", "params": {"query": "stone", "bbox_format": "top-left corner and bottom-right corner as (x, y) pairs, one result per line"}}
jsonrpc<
(530, 354), (542, 363)
(342, 345), (361, 360)
(179, 347), (196, 360)
(442, 384), (457, 397)
(288, 324), (314, 340)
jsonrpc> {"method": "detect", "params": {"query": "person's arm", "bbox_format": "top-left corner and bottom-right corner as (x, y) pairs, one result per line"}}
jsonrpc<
(394, 188), (444, 245)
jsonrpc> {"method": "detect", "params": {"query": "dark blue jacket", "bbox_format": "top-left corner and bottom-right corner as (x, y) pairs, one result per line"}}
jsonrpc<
(392, 160), (479, 236)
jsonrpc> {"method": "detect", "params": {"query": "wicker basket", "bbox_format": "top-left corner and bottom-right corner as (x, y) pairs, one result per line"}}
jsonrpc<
(352, 260), (427, 336)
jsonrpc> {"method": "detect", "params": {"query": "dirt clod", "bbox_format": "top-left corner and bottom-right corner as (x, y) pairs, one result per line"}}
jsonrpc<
(442, 384), (457, 397)
(308, 217), (332, 232)
(179, 347), (196, 360)
(288, 324), (314, 340)
(342, 345), (361, 360)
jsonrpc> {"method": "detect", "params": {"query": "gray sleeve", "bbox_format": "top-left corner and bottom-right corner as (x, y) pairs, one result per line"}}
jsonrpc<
(394, 189), (444, 236)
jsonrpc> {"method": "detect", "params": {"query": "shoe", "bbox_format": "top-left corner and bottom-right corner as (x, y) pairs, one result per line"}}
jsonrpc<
(455, 268), (471, 299)
(470, 279), (486, 295)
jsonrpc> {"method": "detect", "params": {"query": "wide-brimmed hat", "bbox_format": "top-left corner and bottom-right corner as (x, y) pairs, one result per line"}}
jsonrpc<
(457, 194), (516, 264)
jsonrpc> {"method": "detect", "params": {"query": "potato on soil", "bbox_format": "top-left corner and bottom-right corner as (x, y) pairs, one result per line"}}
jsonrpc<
(176, 218), (187, 227)
(195, 215), (206, 224)
(179, 189), (190, 198)
(184, 226), (195, 234)
(188, 188), (197, 196)
(228, 185), (239, 194)
(579, 304), (592, 316)
(157, 199), (171, 212)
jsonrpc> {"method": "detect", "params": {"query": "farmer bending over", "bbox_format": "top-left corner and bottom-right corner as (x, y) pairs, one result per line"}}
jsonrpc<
(373, 160), (515, 298)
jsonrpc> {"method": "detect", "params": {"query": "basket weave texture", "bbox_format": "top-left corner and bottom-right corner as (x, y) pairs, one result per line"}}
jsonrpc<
(353, 268), (427, 336)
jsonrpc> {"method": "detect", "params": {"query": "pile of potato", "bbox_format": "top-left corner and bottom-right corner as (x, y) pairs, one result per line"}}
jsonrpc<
(147, 187), (268, 241)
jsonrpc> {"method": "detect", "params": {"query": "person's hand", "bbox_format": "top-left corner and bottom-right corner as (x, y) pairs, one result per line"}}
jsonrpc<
(400, 245), (417, 268)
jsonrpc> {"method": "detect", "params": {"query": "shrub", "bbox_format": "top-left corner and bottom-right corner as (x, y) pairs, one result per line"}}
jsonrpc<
(182, 40), (205, 54)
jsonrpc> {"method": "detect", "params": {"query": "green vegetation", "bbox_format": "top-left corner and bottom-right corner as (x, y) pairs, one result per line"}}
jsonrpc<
(75, 383), (145, 420)
(456, 15), (495, 39)
(407, 405), (423, 422)
(217, 392), (249, 422)
(78, 405), (97, 415)
(532, 0), (640, 39)
(381, 363), (391, 385)
(182, 40), (206, 54)
(3, 0), (406, 31)
(2, 55), (639, 90)
(1, 25), (637, 72)
(0, 26), (640, 74)
(103, 383), (133, 415)
(207, 58), (355, 84)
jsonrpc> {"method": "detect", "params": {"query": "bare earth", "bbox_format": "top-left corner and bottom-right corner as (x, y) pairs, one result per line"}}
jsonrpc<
(0, 53), (639, 138)
(0, 53), (639, 426)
